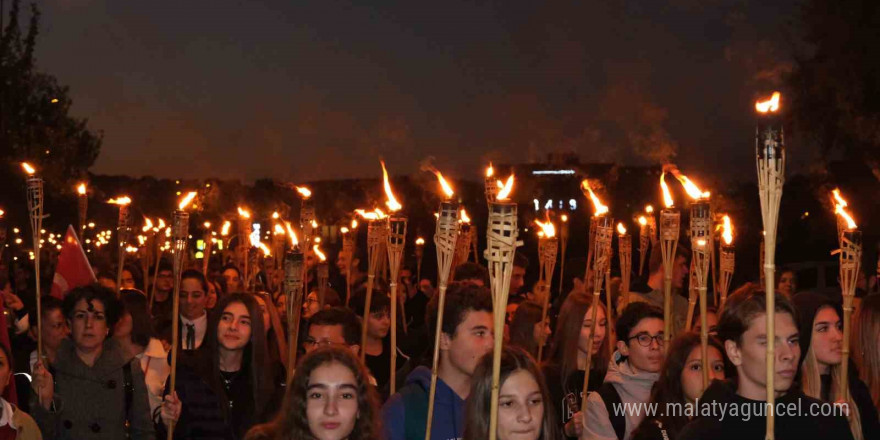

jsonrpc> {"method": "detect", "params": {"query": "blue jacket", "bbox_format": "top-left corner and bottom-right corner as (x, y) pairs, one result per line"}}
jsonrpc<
(382, 366), (465, 440)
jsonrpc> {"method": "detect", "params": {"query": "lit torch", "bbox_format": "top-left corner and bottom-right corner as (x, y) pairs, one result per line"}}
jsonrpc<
(484, 173), (520, 440)
(21, 162), (46, 365)
(283, 223), (304, 381)
(719, 215), (735, 310)
(237, 207), (251, 281)
(557, 214), (570, 300)
(425, 169), (460, 440)
(77, 183), (88, 239)
(832, 189), (860, 403)
(659, 172), (680, 352)
(342, 220), (357, 307)
(618, 222), (632, 310)
(534, 219), (557, 364)
(381, 161), (407, 395)
(452, 207), (473, 275)
(755, 90), (784, 440)
(485, 163), (498, 203)
(314, 243), (329, 309)
(108, 196), (133, 292)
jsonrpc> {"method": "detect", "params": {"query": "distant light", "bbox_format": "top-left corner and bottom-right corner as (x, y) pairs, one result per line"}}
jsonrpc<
(50, 98), (58, 103)
(532, 170), (576, 175)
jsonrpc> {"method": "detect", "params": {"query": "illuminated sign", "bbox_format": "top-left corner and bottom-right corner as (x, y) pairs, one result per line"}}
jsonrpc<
(533, 199), (577, 212)
(531, 170), (576, 176)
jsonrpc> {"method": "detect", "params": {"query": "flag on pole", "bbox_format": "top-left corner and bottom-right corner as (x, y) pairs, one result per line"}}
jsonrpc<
(50, 225), (96, 299)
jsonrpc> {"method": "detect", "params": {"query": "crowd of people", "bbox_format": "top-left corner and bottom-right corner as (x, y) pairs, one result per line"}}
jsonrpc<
(0, 238), (879, 440)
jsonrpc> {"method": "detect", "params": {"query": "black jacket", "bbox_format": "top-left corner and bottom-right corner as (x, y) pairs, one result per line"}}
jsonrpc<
(678, 379), (855, 440)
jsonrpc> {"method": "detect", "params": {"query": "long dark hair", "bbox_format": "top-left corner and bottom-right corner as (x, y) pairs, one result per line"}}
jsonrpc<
(632, 332), (725, 439)
(119, 290), (152, 347)
(202, 293), (275, 421)
(244, 346), (382, 440)
(509, 300), (543, 358)
(463, 346), (559, 440)
(546, 291), (608, 390)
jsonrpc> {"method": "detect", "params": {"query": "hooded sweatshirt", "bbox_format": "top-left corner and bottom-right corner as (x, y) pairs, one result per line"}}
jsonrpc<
(382, 366), (465, 440)
(582, 355), (660, 440)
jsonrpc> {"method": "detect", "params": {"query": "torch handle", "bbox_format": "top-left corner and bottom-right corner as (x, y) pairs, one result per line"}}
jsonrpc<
(841, 302), (852, 402)
(424, 283), (448, 440)
(167, 262), (183, 440)
(360, 274), (375, 364)
(663, 276), (673, 353)
(699, 286), (710, 391)
(488, 295), (505, 440)
(581, 288), (602, 400)
(389, 281), (398, 395)
(763, 261), (776, 440)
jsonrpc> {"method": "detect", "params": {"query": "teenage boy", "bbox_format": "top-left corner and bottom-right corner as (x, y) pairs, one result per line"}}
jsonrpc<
(583, 302), (665, 440)
(678, 288), (854, 440)
(304, 307), (362, 356)
(383, 283), (494, 440)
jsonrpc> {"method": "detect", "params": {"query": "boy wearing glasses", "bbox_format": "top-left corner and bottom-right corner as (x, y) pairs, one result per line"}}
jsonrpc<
(583, 302), (665, 440)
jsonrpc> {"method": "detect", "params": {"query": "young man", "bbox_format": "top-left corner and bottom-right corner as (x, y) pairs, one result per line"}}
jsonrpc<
(304, 307), (361, 356)
(678, 287), (854, 440)
(628, 245), (690, 333)
(177, 269), (209, 350)
(383, 283), (494, 440)
(355, 293), (409, 392)
(150, 261), (175, 335)
(583, 301), (665, 440)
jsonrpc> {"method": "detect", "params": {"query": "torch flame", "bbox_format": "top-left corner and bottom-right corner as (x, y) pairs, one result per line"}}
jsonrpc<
(831, 189), (848, 208)
(296, 186), (312, 199)
(237, 207), (251, 219)
(645, 205), (654, 214)
(460, 208), (471, 224)
(561, 214), (568, 222)
(660, 172), (674, 208)
(274, 224), (285, 235)
(341, 227), (350, 234)
(178, 191), (197, 210)
(257, 242), (271, 257)
(496, 175), (515, 200)
(381, 161), (403, 212)
(143, 218), (154, 232)
(617, 223), (627, 235)
(638, 216), (647, 226)
(755, 92), (781, 113)
(107, 196), (132, 206)
(535, 219), (556, 238)
(486, 163), (494, 178)
(669, 169), (710, 200)
(21, 162), (35, 175)
(355, 209), (386, 221)
(285, 221), (299, 247)
(721, 215), (734, 245)
(204, 222), (211, 229)
(77, 183), (87, 195)
(433, 170), (455, 198)
(221, 221), (231, 236)
(272, 212), (280, 219)
(249, 224), (261, 248)
(580, 180), (609, 216)
(415, 237), (425, 246)
(313, 244), (327, 262)
(310, 220), (319, 229)
(832, 189), (857, 230)
(157, 219), (166, 230)
(351, 219), (358, 229)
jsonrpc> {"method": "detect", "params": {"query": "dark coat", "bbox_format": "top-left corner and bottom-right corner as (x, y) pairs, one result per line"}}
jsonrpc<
(31, 339), (154, 440)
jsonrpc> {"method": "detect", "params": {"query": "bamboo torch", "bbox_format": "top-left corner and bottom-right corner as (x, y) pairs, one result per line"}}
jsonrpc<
(659, 172), (680, 351)
(674, 169), (712, 389)
(755, 91), (784, 440)
(424, 171), (459, 440)
(342, 221), (356, 307)
(638, 214), (649, 278)
(283, 222), (304, 379)
(832, 191), (860, 402)
(719, 216), (735, 311)
(77, 183), (88, 240)
(203, 222), (214, 276)
(108, 196), (133, 292)
(356, 208), (387, 363)
(237, 207), (251, 282)
(381, 161), (407, 395)
(314, 244), (328, 308)
(149, 219), (167, 312)
(580, 180), (613, 395)
(535, 219), (558, 363)
(273, 214), (285, 270)
(166, 191), (196, 439)
(485, 174), (519, 440)
(557, 214), (569, 299)
(618, 223), (632, 309)
(415, 237), (425, 283)
(485, 162), (499, 204)
(22, 163), (45, 361)
(452, 208), (473, 274)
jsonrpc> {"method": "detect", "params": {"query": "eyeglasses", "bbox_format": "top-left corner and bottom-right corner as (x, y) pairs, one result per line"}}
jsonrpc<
(627, 333), (664, 347)
(303, 338), (346, 349)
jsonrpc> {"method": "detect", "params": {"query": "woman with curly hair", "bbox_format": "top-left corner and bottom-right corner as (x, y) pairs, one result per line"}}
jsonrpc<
(245, 346), (382, 440)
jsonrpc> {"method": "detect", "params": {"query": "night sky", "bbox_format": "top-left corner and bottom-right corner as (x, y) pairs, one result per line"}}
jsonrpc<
(36, 0), (807, 185)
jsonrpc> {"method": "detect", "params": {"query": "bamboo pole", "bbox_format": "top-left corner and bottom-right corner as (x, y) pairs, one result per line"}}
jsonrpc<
(360, 220), (385, 363)
(386, 216), (407, 395)
(166, 206), (191, 439)
(25, 170), (45, 364)
(756, 91), (784, 440)
(582, 215), (613, 398)
(114, 201), (132, 292)
(690, 199), (712, 390)
(719, 242), (735, 311)
(557, 215), (569, 300)
(284, 248), (304, 381)
(535, 225), (558, 364)
(659, 207), (680, 352)
(618, 229), (632, 310)
(424, 201), (459, 440)
(838, 229), (861, 402)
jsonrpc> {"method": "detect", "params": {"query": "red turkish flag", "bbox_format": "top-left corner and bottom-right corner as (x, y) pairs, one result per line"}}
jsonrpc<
(50, 225), (96, 299)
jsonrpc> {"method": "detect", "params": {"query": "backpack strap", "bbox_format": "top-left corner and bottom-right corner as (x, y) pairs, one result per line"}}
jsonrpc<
(123, 361), (134, 439)
(597, 382), (625, 440)
(401, 383), (428, 440)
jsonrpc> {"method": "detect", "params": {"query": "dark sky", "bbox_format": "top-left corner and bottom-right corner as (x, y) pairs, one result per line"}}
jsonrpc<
(36, 0), (810, 185)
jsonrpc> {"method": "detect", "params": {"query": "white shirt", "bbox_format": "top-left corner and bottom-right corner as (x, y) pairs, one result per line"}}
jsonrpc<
(180, 313), (208, 350)
(139, 338), (171, 414)
(0, 397), (17, 430)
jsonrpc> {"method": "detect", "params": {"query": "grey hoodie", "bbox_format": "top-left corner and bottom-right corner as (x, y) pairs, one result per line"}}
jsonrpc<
(581, 354), (659, 440)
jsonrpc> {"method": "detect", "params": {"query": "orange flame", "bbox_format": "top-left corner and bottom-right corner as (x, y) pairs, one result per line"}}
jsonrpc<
(486, 163), (494, 178)
(660, 172), (674, 208)
(221, 221), (231, 236)
(535, 219), (556, 238)
(203, 222), (211, 229)
(296, 186), (312, 199)
(313, 244), (327, 262)
(21, 162), (35, 175)
(580, 180), (609, 216)
(831, 189), (848, 208)
(351, 219), (359, 229)
(272, 212), (280, 219)
(645, 205), (654, 214)
(433, 170), (455, 198)
(142, 218), (154, 232)
(669, 169), (710, 200)
(831, 189), (857, 230)
(638, 216), (647, 226)
(178, 191), (197, 210)
(381, 161), (403, 212)
(310, 220), (319, 229)
(237, 207), (251, 219)
(460, 207), (471, 224)
(157, 219), (166, 230)
(496, 175), (515, 200)
(755, 92), (781, 113)
(415, 237), (425, 246)
(285, 221), (299, 247)
(355, 209), (386, 221)
(257, 242), (271, 257)
(274, 224), (285, 235)
(77, 183), (87, 195)
(721, 215), (734, 245)
(341, 226), (350, 234)
(561, 214), (568, 222)
(617, 223), (627, 235)
(107, 196), (132, 206)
